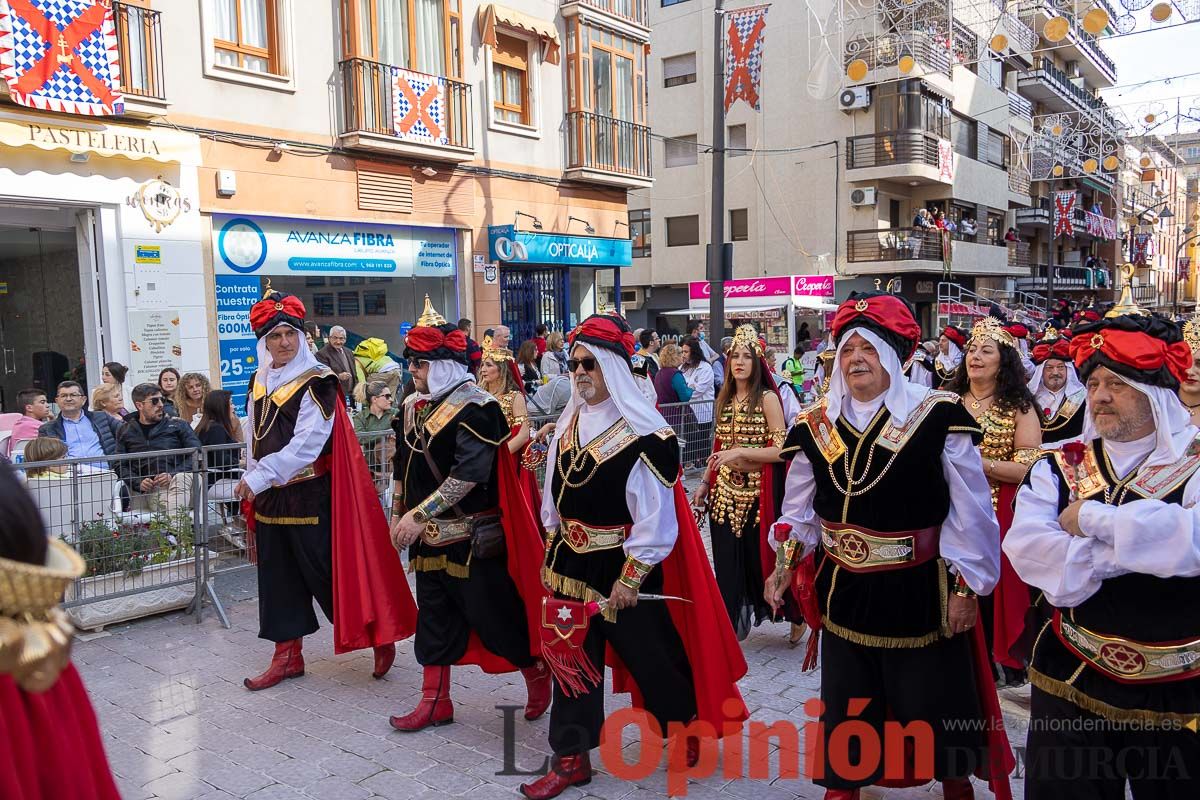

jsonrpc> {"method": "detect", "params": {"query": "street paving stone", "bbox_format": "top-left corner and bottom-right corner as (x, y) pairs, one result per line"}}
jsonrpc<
(76, 573), (1033, 800)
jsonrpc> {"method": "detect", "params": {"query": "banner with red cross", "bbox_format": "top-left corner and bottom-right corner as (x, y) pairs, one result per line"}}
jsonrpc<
(1133, 233), (1153, 266)
(0, 0), (124, 116)
(391, 67), (447, 145)
(723, 4), (768, 113)
(1054, 190), (1077, 238)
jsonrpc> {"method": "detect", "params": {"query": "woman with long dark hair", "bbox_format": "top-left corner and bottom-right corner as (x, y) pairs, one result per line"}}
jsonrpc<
(689, 325), (798, 643)
(195, 389), (242, 486)
(0, 461), (121, 799)
(158, 367), (181, 417)
(479, 341), (541, 511)
(947, 316), (1041, 685)
(680, 335), (716, 466)
(516, 340), (541, 395)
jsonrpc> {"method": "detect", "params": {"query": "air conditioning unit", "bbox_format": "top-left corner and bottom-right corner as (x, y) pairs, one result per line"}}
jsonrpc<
(839, 86), (871, 112)
(849, 187), (878, 207)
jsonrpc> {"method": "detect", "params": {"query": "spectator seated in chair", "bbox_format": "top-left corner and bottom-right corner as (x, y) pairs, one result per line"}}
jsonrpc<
(38, 381), (120, 464)
(114, 383), (202, 517)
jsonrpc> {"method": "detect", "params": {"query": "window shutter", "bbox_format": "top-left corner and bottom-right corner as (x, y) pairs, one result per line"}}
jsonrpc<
(357, 169), (414, 214)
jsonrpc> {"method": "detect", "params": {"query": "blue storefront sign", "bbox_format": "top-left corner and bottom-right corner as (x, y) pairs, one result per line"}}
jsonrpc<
(213, 275), (262, 411)
(487, 225), (631, 268)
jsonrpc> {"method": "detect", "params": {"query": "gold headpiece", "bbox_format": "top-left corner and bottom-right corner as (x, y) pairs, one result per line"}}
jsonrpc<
(729, 324), (764, 356)
(1040, 324), (1060, 344)
(1184, 313), (1200, 356)
(1106, 263), (1150, 319)
(0, 539), (85, 693)
(481, 334), (513, 362)
(261, 278), (274, 300)
(416, 294), (447, 328)
(969, 316), (1016, 348)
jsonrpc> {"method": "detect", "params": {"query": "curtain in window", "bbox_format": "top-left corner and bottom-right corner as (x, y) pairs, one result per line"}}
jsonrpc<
(614, 55), (633, 121)
(414, 0), (446, 74)
(362, 0), (409, 65)
(592, 48), (611, 116)
(240, 0), (268, 49)
(214, 0), (237, 41)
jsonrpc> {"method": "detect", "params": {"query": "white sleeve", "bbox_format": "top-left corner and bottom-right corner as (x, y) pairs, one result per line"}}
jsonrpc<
(1003, 459), (1123, 608)
(694, 362), (716, 400)
(1076, 471), (1200, 578)
(768, 450), (821, 556)
(908, 366), (933, 389)
(242, 404), (256, 474)
(938, 433), (1001, 594)
(243, 393), (335, 495)
(623, 459), (677, 565)
(540, 435), (561, 529)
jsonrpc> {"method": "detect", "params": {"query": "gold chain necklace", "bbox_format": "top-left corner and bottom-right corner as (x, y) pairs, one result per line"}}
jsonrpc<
(966, 389), (995, 410)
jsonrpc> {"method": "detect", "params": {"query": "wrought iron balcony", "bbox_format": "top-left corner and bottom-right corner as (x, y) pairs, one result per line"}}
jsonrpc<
(112, 1), (166, 110)
(847, 227), (945, 263)
(565, 111), (652, 188)
(846, 131), (942, 171)
(560, 0), (648, 29)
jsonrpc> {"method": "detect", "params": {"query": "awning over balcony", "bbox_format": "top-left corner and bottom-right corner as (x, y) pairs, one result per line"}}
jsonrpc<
(478, 4), (560, 65)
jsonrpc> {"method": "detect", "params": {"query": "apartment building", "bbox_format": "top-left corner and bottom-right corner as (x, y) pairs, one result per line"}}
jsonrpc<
(625, 0), (1126, 345)
(0, 0), (647, 410)
(1163, 130), (1200, 311)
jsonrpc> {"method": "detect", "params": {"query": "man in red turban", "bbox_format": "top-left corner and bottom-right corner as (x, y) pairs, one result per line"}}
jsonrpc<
(1027, 326), (1085, 444)
(235, 289), (415, 691)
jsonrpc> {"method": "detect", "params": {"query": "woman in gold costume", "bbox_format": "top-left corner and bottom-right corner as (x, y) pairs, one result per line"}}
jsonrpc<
(947, 316), (1041, 685)
(0, 462), (120, 799)
(1180, 313), (1200, 428)
(478, 339), (541, 511)
(690, 325), (797, 642)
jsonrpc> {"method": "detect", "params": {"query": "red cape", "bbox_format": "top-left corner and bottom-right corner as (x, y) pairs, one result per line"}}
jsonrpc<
(510, 423), (544, 517)
(453, 443), (549, 673)
(0, 666), (120, 800)
(992, 482), (1029, 669)
(330, 402), (418, 653)
(611, 481), (750, 733)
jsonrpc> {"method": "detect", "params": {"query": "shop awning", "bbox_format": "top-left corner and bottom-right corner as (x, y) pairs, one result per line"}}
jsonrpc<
(478, 4), (561, 65)
(0, 109), (201, 164)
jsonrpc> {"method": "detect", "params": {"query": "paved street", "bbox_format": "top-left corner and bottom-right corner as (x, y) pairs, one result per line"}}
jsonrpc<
(74, 569), (1034, 800)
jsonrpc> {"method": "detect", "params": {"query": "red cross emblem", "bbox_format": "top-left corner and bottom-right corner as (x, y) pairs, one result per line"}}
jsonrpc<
(1054, 191), (1077, 238)
(723, 10), (766, 112)
(3, 0), (119, 110)
(1099, 642), (1147, 676)
(394, 72), (443, 141)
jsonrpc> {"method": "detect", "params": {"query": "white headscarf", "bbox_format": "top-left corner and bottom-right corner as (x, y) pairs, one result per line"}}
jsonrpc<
(1079, 375), (1196, 469)
(551, 344), (669, 444)
(936, 340), (963, 372)
(426, 359), (471, 401)
(255, 322), (321, 395)
(1026, 359), (1084, 398)
(824, 328), (929, 427)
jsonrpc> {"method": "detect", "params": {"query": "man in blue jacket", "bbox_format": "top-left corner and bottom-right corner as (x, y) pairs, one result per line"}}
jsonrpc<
(114, 383), (202, 516)
(38, 381), (119, 464)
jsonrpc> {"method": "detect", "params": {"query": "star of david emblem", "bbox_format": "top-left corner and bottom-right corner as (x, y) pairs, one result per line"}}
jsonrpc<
(556, 606), (573, 623)
(839, 533), (870, 564)
(563, 523), (589, 550)
(1099, 642), (1146, 676)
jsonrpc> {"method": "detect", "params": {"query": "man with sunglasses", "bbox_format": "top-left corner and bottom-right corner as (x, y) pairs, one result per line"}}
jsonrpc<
(113, 383), (201, 515)
(521, 313), (747, 799)
(388, 297), (549, 733)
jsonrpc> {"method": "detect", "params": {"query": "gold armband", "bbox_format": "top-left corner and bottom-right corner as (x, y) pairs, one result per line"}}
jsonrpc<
(952, 572), (976, 598)
(1014, 447), (1040, 466)
(618, 556), (653, 591)
(769, 428), (788, 447)
(412, 490), (450, 524)
(775, 539), (802, 572)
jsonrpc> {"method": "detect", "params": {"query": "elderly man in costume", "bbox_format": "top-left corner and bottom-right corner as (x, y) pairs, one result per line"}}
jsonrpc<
(235, 289), (416, 691)
(1005, 296), (1200, 800)
(766, 291), (1012, 800)
(521, 313), (747, 800)
(1027, 326), (1086, 445)
(935, 324), (967, 387)
(387, 298), (549, 733)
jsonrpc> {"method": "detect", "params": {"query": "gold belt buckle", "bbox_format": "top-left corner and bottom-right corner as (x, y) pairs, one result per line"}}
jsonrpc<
(561, 519), (625, 554)
(422, 518), (471, 546)
(1059, 618), (1200, 682)
(822, 525), (915, 569)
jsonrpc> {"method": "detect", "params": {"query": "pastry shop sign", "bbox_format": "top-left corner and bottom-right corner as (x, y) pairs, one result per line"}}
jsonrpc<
(0, 110), (201, 163)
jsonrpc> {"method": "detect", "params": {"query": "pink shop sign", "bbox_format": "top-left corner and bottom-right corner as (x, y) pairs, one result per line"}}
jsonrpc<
(792, 275), (835, 297)
(688, 276), (798, 302)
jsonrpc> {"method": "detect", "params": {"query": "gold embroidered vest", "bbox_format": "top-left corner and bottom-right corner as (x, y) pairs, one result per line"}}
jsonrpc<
(709, 397), (782, 534)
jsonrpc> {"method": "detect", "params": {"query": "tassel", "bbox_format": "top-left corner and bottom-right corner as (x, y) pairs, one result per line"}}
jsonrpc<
(241, 498), (258, 565)
(538, 597), (605, 698)
(801, 628), (820, 672)
(541, 643), (603, 698)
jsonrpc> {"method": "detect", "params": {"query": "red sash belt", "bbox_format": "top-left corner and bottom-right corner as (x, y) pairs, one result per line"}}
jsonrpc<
(1052, 610), (1200, 684)
(820, 520), (940, 573)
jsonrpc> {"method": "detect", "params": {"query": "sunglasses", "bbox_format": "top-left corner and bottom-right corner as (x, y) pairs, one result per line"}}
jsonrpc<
(145, 397), (164, 405)
(567, 358), (598, 373)
(377, 393), (393, 399)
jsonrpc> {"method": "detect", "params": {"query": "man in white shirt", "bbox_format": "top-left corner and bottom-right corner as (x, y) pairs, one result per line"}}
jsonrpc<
(1005, 309), (1200, 800)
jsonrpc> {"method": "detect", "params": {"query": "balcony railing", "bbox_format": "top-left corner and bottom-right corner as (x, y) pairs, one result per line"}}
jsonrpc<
(561, 0), (648, 27)
(565, 111), (652, 180)
(846, 131), (941, 170)
(1008, 241), (1031, 269)
(844, 31), (952, 77)
(847, 227), (945, 263)
(952, 20), (977, 70)
(113, 1), (165, 100)
(1016, 264), (1091, 289)
(338, 59), (472, 151)
(1021, 60), (1118, 129)
(1008, 91), (1033, 123)
(1019, 1), (1116, 82)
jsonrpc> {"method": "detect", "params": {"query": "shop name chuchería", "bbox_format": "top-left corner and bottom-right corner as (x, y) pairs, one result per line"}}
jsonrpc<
(27, 124), (162, 156)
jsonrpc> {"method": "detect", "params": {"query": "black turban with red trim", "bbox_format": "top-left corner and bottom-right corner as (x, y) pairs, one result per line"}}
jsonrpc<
(1032, 337), (1071, 365)
(1071, 314), (1192, 390)
(250, 291), (307, 339)
(831, 291), (921, 363)
(569, 313), (636, 366)
(404, 322), (469, 365)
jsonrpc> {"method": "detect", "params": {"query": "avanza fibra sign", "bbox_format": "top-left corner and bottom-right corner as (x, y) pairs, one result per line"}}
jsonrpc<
(488, 225), (631, 268)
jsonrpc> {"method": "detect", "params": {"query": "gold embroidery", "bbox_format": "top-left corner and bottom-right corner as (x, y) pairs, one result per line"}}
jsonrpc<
(1029, 668), (1200, 729)
(424, 383), (496, 438)
(710, 396), (769, 533)
(410, 555), (470, 578)
(542, 566), (615, 622)
(977, 401), (1017, 510)
(254, 513), (320, 525)
(795, 397), (847, 463)
(876, 390), (960, 453)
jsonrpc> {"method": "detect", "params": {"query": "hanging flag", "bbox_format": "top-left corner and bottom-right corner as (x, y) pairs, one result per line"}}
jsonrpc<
(1133, 233), (1153, 266)
(1053, 191), (1077, 238)
(0, 0), (124, 116)
(724, 4), (769, 112)
(392, 67), (448, 145)
(937, 139), (955, 181)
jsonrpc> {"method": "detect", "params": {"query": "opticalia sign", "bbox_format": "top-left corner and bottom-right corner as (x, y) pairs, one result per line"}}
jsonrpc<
(688, 275), (835, 303)
(487, 225), (632, 268)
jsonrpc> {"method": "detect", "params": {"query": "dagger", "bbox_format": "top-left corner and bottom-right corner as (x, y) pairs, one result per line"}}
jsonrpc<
(584, 594), (692, 616)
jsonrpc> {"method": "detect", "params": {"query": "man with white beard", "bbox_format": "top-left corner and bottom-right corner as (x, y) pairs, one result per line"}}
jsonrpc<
(1026, 326), (1086, 444)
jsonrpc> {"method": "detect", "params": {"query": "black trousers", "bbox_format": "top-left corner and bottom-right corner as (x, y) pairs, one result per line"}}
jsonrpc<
(816, 629), (987, 789)
(548, 588), (697, 756)
(413, 549), (534, 669)
(1025, 687), (1200, 800)
(255, 516), (334, 642)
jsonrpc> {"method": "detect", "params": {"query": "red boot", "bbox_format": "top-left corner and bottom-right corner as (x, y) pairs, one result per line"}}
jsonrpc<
(372, 643), (396, 679)
(519, 753), (592, 799)
(521, 661), (551, 720)
(942, 779), (975, 800)
(389, 665), (453, 731)
(822, 791), (860, 800)
(243, 639), (304, 691)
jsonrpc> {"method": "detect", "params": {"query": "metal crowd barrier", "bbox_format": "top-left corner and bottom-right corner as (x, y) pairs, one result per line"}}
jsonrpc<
(13, 400), (717, 631)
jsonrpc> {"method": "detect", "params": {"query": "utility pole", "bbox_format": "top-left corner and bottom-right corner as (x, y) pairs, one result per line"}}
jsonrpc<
(707, 0), (726, 340)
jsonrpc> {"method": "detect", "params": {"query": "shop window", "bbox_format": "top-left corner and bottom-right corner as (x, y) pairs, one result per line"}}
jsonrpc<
(329, 276), (345, 286)
(491, 32), (530, 125)
(728, 124), (747, 158)
(349, 276), (365, 285)
(630, 209), (651, 258)
(363, 290), (388, 315)
(338, 291), (361, 316)
(730, 209), (748, 242)
(313, 293), (335, 317)
(665, 135), (698, 168)
(305, 276), (326, 287)
(666, 215), (700, 247)
(340, 0), (463, 78)
(663, 53), (696, 88)
(211, 0), (287, 76)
